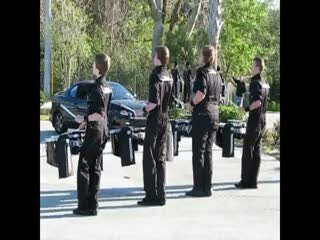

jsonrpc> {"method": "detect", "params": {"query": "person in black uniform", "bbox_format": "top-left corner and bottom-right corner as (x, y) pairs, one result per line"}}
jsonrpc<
(186, 46), (222, 197)
(183, 62), (193, 103)
(231, 76), (247, 107)
(171, 61), (181, 99)
(217, 66), (225, 104)
(235, 57), (270, 189)
(137, 46), (174, 206)
(73, 53), (112, 216)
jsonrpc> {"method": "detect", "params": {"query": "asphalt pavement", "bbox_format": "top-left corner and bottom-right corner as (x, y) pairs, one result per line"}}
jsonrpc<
(40, 120), (280, 240)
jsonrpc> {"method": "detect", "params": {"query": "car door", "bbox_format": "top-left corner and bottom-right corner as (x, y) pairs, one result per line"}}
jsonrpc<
(63, 84), (81, 118)
(75, 83), (91, 115)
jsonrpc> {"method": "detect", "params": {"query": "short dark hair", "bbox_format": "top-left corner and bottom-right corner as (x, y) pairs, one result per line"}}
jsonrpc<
(186, 62), (190, 67)
(155, 46), (170, 65)
(202, 45), (215, 65)
(253, 57), (265, 72)
(95, 53), (111, 76)
(174, 61), (178, 67)
(217, 65), (221, 71)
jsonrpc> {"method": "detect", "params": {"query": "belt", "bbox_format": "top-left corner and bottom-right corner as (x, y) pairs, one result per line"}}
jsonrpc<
(195, 112), (210, 116)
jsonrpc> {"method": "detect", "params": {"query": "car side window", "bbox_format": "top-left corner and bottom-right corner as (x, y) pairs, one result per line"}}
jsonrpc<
(77, 84), (90, 100)
(69, 85), (78, 98)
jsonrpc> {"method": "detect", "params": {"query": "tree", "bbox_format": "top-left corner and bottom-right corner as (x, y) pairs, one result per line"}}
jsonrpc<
(188, 0), (203, 38)
(208, 0), (224, 68)
(51, 0), (92, 92)
(219, 0), (272, 80)
(148, 0), (165, 59)
(169, 0), (183, 32)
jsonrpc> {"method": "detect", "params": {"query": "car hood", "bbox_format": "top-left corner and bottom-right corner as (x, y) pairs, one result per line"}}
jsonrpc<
(111, 99), (147, 111)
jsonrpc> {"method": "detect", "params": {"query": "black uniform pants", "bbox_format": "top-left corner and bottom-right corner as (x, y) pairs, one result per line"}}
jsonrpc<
(174, 81), (179, 98)
(77, 121), (104, 210)
(192, 114), (216, 191)
(240, 120), (266, 186)
(77, 153), (102, 210)
(143, 115), (168, 200)
(184, 87), (190, 103)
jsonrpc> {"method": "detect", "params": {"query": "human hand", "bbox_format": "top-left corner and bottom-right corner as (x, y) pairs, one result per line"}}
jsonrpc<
(78, 121), (87, 130)
(88, 113), (102, 121)
(75, 115), (84, 124)
(250, 100), (262, 110)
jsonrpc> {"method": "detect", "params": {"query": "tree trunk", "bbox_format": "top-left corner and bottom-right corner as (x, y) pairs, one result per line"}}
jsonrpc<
(152, 18), (164, 58)
(208, 0), (224, 68)
(149, 0), (164, 60)
(169, 0), (183, 32)
(162, 0), (167, 24)
(188, 0), (202, 38)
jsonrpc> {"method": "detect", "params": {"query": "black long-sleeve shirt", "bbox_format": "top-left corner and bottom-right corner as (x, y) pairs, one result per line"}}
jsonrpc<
(247, 74), (270, 127)
(232, 77), (247, 97)
(193, 63), (222, 112)
(87, 76), (112, 119)
(148, 65), (174, 116)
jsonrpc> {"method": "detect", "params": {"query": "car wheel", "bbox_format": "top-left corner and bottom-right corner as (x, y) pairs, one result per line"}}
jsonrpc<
(53, 111), (67, 133)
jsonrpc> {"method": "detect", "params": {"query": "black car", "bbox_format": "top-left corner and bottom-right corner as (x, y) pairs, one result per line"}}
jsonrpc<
(50, 80), (147, 133)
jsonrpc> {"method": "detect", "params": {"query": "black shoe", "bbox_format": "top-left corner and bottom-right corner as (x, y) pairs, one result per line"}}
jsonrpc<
(137, 197), (165, 206)
(204, 189), (212, 197)
(157, 198), (166, 206)
(235, 181), (257, 189)
(73, 208), (92, 216)
(137, 197), (156, 205)
(88, 209), (98, 216)
(185, 188), (206, 197)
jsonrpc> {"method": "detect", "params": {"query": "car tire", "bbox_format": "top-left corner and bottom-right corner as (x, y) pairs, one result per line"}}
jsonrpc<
(53, 111), (67, 134)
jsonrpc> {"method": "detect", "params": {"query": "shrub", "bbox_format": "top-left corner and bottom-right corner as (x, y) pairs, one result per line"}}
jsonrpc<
(169, 107), (191, 120)
(267, 101), (280, 112)
(168, 104), (245, 122)
(219, 105), (245, 123)
(40, 90), (47, 105)
(262, 120), (280, 152)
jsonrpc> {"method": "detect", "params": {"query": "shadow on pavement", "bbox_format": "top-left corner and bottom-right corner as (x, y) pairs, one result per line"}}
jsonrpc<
(40, 180), (279, 219)
(40, 130), (58, 143)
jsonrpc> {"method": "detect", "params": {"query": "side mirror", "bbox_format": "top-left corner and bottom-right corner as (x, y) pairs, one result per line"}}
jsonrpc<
(130, 90), (137, 98)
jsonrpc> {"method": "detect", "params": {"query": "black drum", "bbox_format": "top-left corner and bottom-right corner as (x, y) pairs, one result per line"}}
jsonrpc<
(111, 127), (136, 167)
(45, 130), (84, 179)
(227, 120), (246, 139)
(45, 136), (59, 168)
(166, 124), (174, 161)
(56, 134), (74, 178)
(222, 123), (235, 158)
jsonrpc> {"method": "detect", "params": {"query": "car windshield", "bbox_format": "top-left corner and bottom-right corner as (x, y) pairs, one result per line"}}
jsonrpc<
(110, 83), (135, 100)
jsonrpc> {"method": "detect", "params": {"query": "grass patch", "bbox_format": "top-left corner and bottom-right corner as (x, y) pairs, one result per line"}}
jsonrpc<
(40, 114), (49, 121)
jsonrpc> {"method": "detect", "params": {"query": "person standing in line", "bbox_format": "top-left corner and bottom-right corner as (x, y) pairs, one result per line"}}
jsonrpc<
(183, 62), (193, 103)
(73, 53), (112, 216)
(171, 61), (181, 99)
(235, 57), (270, 189)
(186, 46), (222, 197)
(137, 46), (174, 206)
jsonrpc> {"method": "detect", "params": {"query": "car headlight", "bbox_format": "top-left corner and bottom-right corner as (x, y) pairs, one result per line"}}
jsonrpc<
(120, 110), (129, 116)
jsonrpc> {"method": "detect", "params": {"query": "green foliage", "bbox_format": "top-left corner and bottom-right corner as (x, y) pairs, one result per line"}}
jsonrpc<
(220, 0), (273, 78)
(40, 90), (47, 105)
(168, 107), (191, 120)
(165, 22), (208, 67)
(262, 120), (280, 152)
(219, 105), (245, 122)
(40, 114), (50, 121)
(40, 0), (279, 103)
(51, 0), (92, 93)
(267, 100), (280, 112)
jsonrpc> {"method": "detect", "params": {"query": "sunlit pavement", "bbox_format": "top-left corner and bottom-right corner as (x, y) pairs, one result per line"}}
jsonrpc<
(40, 120), (279, 240)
